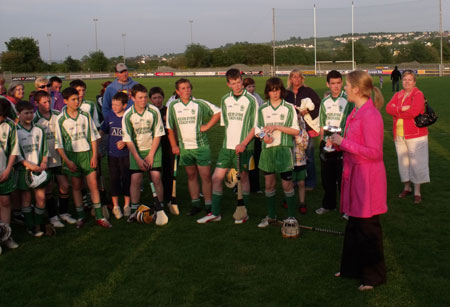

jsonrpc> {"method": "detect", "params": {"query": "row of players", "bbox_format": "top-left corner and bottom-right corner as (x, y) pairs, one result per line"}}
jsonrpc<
(0, 68), (351, 251)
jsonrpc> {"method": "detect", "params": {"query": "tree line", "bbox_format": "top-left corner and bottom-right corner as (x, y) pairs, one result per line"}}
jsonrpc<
(1, 37), (449, 73)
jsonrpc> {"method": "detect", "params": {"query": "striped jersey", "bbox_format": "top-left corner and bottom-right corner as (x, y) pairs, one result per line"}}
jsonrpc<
(220, 90), (258, 150)
(122, 104), (165, 152)
(33, 110), (61, 167)
(166, 98), (220, 150)
(54, 109), (100, 152)
(0, 118), (19, 173)
(80, 100), (101, 128)
(17, 123), (48, 167)
(319, 91), (354, 130)
(256, 100), (299, 149)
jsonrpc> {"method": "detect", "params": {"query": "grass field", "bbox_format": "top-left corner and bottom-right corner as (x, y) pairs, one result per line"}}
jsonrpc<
(1, 76), (449, 306)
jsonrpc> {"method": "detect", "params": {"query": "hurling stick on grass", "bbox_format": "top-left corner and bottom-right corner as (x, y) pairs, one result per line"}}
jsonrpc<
(148, 168), (168, 226)
(232, 153), (248, 221)
(275, 220), (343, 235)
(169, 155), (180, 215)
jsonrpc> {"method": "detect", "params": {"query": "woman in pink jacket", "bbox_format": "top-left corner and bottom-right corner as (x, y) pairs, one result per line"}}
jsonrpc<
(330, 70), (387, 291)
(385, 70), (429, 204)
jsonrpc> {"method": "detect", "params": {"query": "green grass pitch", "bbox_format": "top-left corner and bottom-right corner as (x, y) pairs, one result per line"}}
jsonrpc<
(1, 76), (449, 306)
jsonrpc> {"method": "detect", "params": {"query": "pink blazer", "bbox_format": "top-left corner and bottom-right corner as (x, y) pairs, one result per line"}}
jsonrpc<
(340, 99), (387, 218)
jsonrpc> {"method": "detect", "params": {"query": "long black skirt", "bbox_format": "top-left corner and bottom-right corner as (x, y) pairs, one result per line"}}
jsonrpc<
(340, 215), (386, 286)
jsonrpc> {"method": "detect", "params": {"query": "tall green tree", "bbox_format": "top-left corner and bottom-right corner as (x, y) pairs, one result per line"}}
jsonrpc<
(63, 56), (82, 72)
(1, 37), (44, 72)
(86, 50), (109, 71)
(185, 44), (211, 68)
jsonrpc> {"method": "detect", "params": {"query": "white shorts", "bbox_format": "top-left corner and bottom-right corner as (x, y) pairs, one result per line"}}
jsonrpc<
(394, 135), (430, 184)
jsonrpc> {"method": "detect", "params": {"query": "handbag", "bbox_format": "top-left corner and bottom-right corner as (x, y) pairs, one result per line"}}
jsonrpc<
(414, 99), (437, 127)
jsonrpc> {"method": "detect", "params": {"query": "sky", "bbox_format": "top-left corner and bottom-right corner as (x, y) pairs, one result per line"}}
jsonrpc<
(0, 0), (448, 62)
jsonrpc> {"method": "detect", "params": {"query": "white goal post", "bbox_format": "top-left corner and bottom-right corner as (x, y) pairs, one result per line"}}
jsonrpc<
(315, 61), (356, 76)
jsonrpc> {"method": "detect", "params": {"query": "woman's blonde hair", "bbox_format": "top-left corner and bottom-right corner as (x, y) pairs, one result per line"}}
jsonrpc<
(402, 70), (416, 81)
(34, 77), (48, 89)
(286, 69), (305, 90)
(346, 70), (384, 110)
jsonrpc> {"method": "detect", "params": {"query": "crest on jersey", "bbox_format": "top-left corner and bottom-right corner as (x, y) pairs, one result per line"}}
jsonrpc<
(191, 109), (195, 115)
(240, 105), (245, 111)
(280, 114), (285, 120)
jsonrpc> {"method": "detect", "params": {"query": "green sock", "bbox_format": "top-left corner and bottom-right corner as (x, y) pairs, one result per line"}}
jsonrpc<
(22, 207), (34, 228)
(93, 203), (103, 219)
(211, 191), (223, 216)
(34, 207), (45, 226)
(204, 199), (212, 212)
(76, 206), (85, 220)
(285, 190), (296, 218)
(243, 191), (250, 207)
(192, 198), (201, 208)
(131, 203), (139, 214)
(265, 190), (276, 219)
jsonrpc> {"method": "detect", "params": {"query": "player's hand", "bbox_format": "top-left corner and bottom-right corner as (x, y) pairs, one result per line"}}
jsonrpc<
(0, 170), (10, 183)
(235, 143), (246, 154)
(172, 146), (180, 155)
(264, 126), (278, 134)
(116, 140), (126, 150)
(137, 158), (149, 171)
(66, 161), (78, 172)
(263, 135), (273, 144)
(330, 133), (343, 146)
(90, 156), (98, 169)
(144, 155), (154, 169)
(200, 124), (208, 132)
(29, 164), (42, 172)
(300, 109), (309, 116)
(401, 105), (411, 111)
(40, 162), (47, 170)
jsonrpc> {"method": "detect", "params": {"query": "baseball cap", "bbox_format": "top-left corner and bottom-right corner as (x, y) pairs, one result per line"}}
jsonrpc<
(115, 63), (128, 73)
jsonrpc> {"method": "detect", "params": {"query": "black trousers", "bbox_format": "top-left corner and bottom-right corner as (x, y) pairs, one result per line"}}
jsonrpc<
(340, 215), (386, 287)
(161, 137), (175, 202)
(249, 138), (261, 192)
(320, 141), (343, 210)
(108, 156), (131, 197)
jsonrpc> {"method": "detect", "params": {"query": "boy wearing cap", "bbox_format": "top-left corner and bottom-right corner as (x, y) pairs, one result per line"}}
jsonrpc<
(102, 63), (138, 118)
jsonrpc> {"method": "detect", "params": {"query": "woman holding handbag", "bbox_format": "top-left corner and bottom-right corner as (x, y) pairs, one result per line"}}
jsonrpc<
(386, 70), (429, 204)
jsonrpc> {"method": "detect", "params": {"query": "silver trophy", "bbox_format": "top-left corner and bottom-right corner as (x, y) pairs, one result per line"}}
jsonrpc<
(323, 125), (341, 152)
(257, 127), (272, 140)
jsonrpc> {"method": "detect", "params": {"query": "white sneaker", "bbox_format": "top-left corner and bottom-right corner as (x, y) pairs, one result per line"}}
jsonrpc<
(257, 216), (277, 228)
(155, 210), (169, 226)
(342, 213), (349, 220)
(102, 206), (110, 220)
(234, 215), (249, 224)
(123, 206), (131, 217)
(315, 208), (331, 215)
(197, 213), (221, 224)
(60, 213), (77, 224)
(3, 237), (19, 249)
(112, 206), (123, 220)
(50, 216), (65, 228)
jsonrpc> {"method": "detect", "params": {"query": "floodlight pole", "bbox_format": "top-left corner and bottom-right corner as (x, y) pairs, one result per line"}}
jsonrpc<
(189, 20), (194, 44)
(439, 0), (443, 76)
(93, 18), (99, 51)
(47, 33), (52, 63)
(272, 8), (276, 77)
(352, 1), (355, 71)
(122, 33), (126, 64)
(314, 4), (317, 76)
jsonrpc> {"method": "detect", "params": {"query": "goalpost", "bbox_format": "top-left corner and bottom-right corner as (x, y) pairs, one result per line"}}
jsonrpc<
(315, 61), (356, 76)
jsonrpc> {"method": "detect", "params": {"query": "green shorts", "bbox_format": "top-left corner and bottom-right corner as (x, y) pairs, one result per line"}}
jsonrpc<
(259, 146), (294, 173)
(216, 148), (254, 172)
(0, 170), (17, 195)
(62, 151), (95, 177)
(292, 166), (306, 182)
(179, 146), (211, 167)
(130, 147), (162, 171)
(17, 167), (50, 191)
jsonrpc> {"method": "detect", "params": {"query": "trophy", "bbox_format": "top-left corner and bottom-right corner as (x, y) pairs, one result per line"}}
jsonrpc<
(323, 125), (341, 152)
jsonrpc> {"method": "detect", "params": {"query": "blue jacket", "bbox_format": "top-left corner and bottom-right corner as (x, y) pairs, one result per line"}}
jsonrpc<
(102, 77), (138, 118)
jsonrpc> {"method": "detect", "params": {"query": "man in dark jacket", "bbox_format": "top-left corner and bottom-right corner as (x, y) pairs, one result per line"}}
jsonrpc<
(391, 66), (402, 92)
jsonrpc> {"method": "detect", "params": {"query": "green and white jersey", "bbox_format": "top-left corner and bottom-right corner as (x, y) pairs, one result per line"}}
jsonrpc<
(319, 91), (354, 131)
(17, 123), (48, 167)
(256, 100), (299, 149)
(33, 110), (61, 167)
(122, 104), (165, 152)
(220, 90), (258, 150)
(0, 118), (19, 173)
(166, 98), (220, 150)
(54, 109), (100, 152)
(80, 99), (100, 128)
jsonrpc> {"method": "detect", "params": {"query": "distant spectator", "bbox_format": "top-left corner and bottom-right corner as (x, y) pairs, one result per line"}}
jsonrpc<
(29, 77), (50, 110)
(386, 70), (429, 204)
(5, 82), (25, 120)
(102, 63), (138, 118)
(48, 76), (65, 111)
(390, 66), (401, 92)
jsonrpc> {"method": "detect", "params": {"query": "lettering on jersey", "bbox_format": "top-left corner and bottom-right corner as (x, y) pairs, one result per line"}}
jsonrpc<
(22, 143), (39, 154)
(135, 127), (152, 134)
(227, 112), (243, 121)
(111, 127), (122, 136)
(72, 132), (86, 142)
(178, 116), (196, 125)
